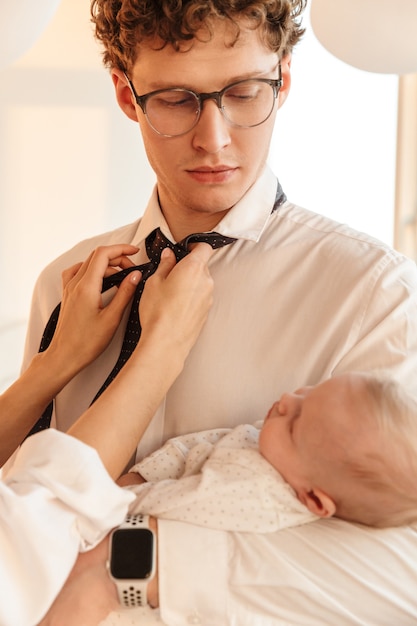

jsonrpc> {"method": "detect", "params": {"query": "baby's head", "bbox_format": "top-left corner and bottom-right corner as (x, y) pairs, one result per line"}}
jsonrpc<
(259, 372), (417, 527)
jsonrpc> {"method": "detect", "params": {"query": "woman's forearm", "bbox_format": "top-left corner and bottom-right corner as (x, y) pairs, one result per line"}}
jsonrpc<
(0, 347), (88, 466)
(67, 331), (185, 480)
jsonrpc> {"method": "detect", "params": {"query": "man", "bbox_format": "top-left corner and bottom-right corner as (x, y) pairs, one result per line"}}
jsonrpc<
(23, 1), (417, 623)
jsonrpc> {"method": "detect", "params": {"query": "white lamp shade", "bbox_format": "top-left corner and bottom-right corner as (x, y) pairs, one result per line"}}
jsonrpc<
(310, 0), (417, 75)
(0, 0), (61, 70)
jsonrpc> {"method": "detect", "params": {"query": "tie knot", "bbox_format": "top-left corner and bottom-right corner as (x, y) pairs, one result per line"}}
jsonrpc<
(146, 227), (236, 263)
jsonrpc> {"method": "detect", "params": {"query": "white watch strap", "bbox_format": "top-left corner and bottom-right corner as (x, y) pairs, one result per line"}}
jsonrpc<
(120, 513), (150, 529)
(113, 513), (153, 608)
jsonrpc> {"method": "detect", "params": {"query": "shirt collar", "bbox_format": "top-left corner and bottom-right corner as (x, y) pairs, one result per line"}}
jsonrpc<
(133, 165), (279, 247)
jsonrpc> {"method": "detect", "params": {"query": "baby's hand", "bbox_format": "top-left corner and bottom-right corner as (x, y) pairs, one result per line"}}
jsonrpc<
(117, 472), (147, 487)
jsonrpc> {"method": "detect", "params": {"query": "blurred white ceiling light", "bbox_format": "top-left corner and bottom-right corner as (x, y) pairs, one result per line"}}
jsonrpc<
(0, 0), (61, 70)
(310, 0), (417, 75)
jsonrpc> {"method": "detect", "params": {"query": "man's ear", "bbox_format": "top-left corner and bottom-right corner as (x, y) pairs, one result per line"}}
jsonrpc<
(111, 69), (139, 122)
(299, 488), (336, 518)
(277, 54), (291, 109)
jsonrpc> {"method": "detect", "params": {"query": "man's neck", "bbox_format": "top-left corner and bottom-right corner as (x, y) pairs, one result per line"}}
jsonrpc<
(161, 205), (230, 241)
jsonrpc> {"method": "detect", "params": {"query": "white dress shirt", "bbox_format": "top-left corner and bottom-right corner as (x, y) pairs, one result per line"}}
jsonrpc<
(22, 165), (417, 622)
(0, 430), (134, 626)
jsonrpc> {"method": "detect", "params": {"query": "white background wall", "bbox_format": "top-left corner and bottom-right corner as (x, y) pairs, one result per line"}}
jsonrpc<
(0, 1), (398, 391)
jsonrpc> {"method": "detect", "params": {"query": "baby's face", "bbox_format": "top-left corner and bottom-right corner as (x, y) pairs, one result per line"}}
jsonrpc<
(259, 373), (371, 496)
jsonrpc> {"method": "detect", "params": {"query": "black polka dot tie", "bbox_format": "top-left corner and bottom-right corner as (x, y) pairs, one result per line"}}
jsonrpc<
(90, 228), (236, 403)
(27, 228), (236, 436)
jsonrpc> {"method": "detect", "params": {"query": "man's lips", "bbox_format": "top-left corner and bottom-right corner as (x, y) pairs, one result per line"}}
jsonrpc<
(186, 166), (237, 182)
(187, 165), (236, 173)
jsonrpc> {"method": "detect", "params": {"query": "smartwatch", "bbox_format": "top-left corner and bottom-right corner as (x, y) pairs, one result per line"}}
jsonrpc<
(108, 513), (156, 607)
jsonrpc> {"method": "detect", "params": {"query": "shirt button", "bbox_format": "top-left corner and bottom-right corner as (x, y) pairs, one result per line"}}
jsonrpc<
(187, 613), (202, 624)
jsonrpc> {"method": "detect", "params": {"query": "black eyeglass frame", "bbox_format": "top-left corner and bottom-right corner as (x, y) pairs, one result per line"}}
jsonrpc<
(124, 65), (282, 137)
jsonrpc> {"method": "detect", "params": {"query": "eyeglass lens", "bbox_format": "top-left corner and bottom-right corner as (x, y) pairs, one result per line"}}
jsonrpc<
(145, 79), (277, 137)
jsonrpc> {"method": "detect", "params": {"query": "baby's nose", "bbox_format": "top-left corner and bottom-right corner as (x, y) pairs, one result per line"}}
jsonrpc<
(278, 392), (302, 417)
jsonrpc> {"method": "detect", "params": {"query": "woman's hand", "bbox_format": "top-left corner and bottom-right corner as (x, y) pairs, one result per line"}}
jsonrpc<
(48, 244), (141, 376)
(138, 243), (214, 361)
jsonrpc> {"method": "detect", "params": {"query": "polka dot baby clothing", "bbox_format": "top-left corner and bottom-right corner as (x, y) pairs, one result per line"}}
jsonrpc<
(127, 422), (317, 532)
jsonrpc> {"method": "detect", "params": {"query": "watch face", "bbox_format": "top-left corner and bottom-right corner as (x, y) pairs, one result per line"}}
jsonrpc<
(110, 528), (154, 579)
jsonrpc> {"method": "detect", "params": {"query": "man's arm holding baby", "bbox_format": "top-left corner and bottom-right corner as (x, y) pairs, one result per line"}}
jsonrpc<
(38, 516), (159, 626)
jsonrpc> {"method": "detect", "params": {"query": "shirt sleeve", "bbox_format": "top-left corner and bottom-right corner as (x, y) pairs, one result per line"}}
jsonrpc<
(157, 517), (417, 625)
(334, 252), (417, 390)
(0, 429), (135, 626)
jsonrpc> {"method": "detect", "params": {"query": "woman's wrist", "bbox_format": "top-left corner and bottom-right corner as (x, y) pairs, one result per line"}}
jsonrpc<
(0, 349), (81, 464)
(131, 330), (185, 381)
(44, 336), (91, 384)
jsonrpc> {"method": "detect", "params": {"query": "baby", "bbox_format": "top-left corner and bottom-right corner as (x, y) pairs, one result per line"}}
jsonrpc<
(125, 372), (417, 530)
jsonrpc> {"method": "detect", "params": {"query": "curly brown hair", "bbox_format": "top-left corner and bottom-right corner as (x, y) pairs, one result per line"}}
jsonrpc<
(90, 0), (306, 72)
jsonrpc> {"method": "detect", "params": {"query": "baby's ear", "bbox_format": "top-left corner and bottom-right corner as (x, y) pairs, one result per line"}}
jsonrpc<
(299, 488), (336, 518)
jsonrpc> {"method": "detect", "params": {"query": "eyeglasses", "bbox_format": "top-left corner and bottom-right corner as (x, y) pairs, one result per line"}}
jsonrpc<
(125, 66), (282, 137)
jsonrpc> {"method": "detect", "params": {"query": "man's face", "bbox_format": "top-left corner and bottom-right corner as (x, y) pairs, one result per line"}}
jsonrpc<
(112, 20), (290, 237)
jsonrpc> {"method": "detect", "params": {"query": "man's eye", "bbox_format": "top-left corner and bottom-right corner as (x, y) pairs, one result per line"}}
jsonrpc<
(225, 88), (258, 101)
(153, 93), (195, 108)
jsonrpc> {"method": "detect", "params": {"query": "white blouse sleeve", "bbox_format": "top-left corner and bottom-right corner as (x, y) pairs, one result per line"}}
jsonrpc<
(0, 429), (134, 626)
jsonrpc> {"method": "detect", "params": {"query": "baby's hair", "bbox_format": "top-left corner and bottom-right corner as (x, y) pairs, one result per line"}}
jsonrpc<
(335, 374), (417, 528)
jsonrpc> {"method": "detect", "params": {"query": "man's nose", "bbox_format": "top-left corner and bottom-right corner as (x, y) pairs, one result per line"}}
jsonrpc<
(191, 99), (231, 153)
